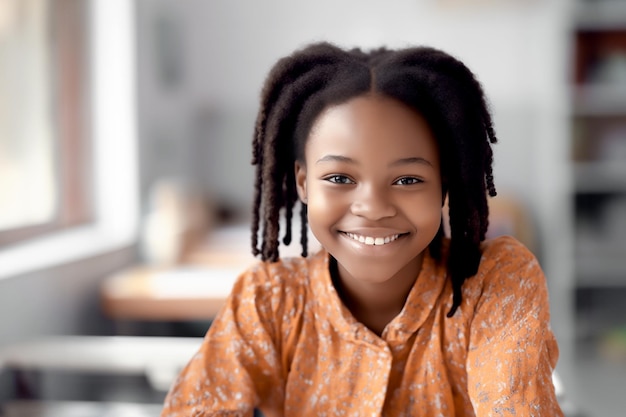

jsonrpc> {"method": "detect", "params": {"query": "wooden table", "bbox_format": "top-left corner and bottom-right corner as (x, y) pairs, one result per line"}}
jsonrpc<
(100, 224), (262, 321)
(100, 263), (248, 321)
(100, 224), (320, 322)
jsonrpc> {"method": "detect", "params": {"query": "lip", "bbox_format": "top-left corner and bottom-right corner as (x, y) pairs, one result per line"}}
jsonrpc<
(339, 227), (408, 237)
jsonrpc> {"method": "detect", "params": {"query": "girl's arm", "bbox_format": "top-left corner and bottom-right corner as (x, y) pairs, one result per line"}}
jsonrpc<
(160, 264), (286, 417)
(466, 237), (564, 417)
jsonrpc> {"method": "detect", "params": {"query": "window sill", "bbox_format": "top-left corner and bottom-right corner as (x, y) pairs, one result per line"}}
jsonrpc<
(0, 225), (137, 280)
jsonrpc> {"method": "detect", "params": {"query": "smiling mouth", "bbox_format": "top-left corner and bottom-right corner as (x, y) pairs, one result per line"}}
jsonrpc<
(343, 232), (404, 246)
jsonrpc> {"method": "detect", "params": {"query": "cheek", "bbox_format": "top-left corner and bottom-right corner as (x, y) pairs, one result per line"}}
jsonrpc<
(305, 185), (350, 229)
(307, 188), (340, 216)
(408, 192), (443, 224)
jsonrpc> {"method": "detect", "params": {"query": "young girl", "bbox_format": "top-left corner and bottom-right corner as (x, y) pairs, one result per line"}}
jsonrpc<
(161, 42), (563, 417)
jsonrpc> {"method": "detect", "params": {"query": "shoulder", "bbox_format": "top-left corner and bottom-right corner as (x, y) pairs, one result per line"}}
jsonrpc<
(238, 249), (326, 288)
(460, 235), (547, 309)
(460, 237), (554, 346)
(230, 250), (327, 313)
(210, 251), (326, 344)
(479, 234), (537, 267)
(480, 235), (543, 281)
(474, 235), (542, 288)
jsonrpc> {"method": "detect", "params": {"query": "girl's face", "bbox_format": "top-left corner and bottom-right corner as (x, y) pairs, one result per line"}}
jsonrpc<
(295, 94), (443, 287)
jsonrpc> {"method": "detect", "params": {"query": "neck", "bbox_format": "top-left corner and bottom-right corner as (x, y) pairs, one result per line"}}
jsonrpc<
(330, 255), (423, 335)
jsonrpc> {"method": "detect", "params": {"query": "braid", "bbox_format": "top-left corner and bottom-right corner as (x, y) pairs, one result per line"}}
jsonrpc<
(251, 42), (497, 317)
(299, 203), (308, 257)
(252, 43), (355, 261)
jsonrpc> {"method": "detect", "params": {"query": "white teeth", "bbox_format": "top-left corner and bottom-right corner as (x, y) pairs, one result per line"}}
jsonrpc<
(345, 232), (400, 246)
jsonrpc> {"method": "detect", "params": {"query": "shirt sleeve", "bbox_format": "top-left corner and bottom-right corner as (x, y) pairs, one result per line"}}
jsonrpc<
(160, 263), (286, 417)
(466, 237), (564, 417)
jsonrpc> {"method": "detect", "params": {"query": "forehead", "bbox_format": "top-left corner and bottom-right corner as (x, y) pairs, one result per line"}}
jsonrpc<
(306, 94), (439, 165)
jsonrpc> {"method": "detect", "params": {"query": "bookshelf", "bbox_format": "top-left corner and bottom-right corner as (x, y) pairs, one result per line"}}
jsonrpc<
(570, 1), (626, 344)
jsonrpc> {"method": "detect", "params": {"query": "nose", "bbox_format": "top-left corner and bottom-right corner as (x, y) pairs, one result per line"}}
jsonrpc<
(350, 184), (396, 220)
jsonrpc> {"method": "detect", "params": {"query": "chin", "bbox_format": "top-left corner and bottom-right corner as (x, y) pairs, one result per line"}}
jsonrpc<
(338, 260), (408, 284)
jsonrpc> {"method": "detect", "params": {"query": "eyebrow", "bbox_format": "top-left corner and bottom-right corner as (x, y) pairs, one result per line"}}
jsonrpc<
(389, 157), (434, 168)
(315, 155), (355, 164)
(316, 155), (433, 168)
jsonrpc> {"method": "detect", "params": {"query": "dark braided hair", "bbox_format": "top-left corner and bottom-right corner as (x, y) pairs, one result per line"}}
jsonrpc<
(251, 42), (497, 317)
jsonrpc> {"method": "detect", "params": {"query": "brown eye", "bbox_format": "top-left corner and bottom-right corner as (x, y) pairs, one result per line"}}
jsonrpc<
(325, 175), (355, 184)
(394, 177), (422, 185)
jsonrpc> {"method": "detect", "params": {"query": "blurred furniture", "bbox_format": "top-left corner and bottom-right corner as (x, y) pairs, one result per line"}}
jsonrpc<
(0, 336), (203, 393)
(2, 400), (162, 417)
(100, 265), (240, 321)
(570, 1), (626, 346)
(102, 223), (318, 322)
(0, 336), (204, 416)
(102, 224), (257, 321)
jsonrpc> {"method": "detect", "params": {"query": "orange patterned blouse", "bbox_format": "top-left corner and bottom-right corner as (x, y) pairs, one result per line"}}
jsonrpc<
(161, 236), (563, 417)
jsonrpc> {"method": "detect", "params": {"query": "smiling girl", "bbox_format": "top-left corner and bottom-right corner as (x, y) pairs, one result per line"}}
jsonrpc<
(161, 42), (563, 417)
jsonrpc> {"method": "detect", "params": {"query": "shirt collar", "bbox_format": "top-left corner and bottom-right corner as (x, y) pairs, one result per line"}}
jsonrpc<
(308, 245), (448, 343)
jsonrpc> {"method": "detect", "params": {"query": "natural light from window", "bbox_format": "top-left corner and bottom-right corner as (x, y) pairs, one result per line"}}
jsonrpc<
(0, 0), (57, 231)
(0, 0), (139, 278)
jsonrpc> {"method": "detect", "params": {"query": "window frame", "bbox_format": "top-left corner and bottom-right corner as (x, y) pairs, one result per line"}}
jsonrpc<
(0, 0), (139, 279)
(0, 0), (92, 248)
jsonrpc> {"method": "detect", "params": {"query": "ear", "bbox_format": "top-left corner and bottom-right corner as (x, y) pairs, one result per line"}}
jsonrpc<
(294, 161), (308, 204)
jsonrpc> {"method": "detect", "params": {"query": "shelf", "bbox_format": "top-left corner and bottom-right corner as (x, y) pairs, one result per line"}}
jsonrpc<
(575, 238), (626, 286)
(573, 162), (626, 193)
(574, 1), (626, 30)
(571, 85), (626, 117)
(570, 2), (626, 361)
(576, 259), (626, 287)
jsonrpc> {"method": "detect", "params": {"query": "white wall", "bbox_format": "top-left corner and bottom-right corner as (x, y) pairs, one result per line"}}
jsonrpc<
(0, 249), (136, 344)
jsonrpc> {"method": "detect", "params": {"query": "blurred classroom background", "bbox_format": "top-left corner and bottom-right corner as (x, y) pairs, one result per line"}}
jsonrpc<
(1, 0), (625, 416)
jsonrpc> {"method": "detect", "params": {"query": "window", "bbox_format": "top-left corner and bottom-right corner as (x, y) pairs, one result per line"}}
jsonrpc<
(0, 0), (139, 279)
(0, 0), (91, 247)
